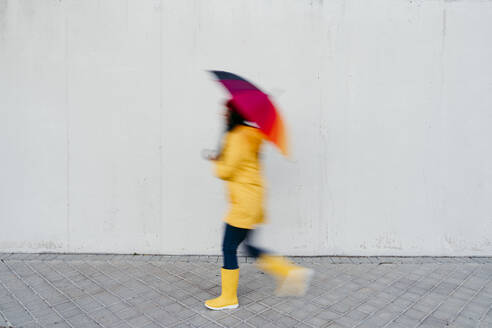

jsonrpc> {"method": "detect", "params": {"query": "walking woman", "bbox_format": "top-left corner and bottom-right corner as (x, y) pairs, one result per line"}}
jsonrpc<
(203, 100), (313, 310)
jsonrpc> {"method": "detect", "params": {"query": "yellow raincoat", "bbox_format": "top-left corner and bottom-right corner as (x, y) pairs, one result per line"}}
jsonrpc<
(215, 125), (265, 229)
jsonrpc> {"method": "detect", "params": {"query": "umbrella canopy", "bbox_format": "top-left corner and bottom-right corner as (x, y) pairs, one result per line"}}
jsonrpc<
(210, 70), (288, 156)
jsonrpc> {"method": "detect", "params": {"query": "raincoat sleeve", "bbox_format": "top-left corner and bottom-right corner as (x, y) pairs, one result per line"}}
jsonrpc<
(215, 132), (244, 181)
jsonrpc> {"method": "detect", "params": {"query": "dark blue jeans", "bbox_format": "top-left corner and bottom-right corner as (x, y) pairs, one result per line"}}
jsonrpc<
(222, 224), (264, 269)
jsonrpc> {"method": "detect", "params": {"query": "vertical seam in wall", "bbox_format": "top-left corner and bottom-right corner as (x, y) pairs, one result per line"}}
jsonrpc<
(321, 79), (328, 253)
(437, 1), (447, 231)
(159, 0), (163, 252)
(440, 1), (447, 101)
(65, 4), (70, 252)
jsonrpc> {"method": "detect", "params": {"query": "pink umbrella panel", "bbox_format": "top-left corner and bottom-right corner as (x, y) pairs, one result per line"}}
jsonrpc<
(210, 70), (288, 156)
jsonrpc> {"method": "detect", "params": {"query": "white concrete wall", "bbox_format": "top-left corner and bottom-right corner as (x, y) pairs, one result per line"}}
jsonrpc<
(1, 0), (492, 256)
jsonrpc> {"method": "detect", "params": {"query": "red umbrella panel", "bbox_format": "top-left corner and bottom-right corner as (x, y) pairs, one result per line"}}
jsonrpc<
(210, 70), (288, 156)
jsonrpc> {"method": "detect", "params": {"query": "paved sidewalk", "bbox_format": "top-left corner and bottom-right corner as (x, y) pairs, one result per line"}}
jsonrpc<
(0, 254), (491, 328)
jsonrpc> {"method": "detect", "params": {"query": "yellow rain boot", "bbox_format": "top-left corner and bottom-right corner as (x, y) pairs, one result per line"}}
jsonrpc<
(256, 255), (314, 297)
(205, 268), (239, 310)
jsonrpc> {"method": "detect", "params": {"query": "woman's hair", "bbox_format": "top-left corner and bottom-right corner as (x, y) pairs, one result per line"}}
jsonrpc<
(225, 100), (246, 132)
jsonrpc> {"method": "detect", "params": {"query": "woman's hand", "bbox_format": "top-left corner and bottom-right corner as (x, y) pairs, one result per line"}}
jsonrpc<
(201, 149), (220, 161)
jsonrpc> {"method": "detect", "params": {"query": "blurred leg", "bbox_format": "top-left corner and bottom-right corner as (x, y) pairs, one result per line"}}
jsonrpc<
(243, 230), (265, 259)
(256, 255), (314, 297)
(248, 228), (313, 297)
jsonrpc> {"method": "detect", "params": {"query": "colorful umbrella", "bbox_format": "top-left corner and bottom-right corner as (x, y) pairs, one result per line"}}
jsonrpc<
(209, 70), (288, 156)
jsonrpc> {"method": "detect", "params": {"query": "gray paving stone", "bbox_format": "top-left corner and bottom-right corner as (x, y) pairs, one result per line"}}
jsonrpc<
(89, 308), (123, 326)
(247, 314), (274, 327)
(181, 314), (214, 327)
(452, 314), (479, 328)
(6, 313), (32, 326)
(346, 309), (370, 322)
(357, 302), (380, 314)
(93, 292), (121, 306)
(419, 315), (449, 327)
(275, 315), (300, 328)
(404, 308), (427, 321)
(304, 317), (334, 328)
(394, 314), (419, 327)
(56, 306), (83, 319)
(432, 306), (458, 322)
(215, 314), (242, 327)
(17, 322), (44, 328)
(142, 322), (164, 328)
(149, 310), (180, 326)
(233, 308), (258, 322)
(304, 314), (333, 327)
(128, 313), (153, 326)
(295, 323), (316, 328)
(232, 323), (255, 328)
(36, 312), (64, 325)
(24, 304), (52, 318)
(117, 307), (142, 320)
